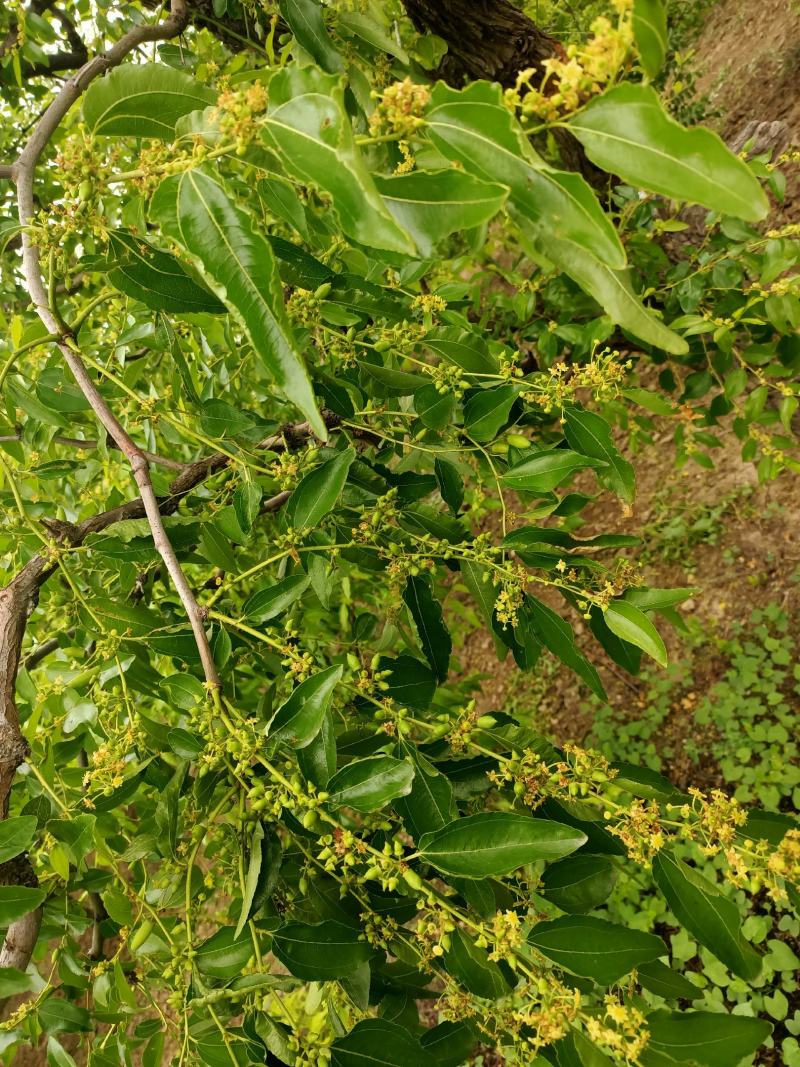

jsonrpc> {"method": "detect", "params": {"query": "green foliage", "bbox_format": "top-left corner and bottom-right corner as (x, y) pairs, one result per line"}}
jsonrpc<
(0, 0), (798, 1064)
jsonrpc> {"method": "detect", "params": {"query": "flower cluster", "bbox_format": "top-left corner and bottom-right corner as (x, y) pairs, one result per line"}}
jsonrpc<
(215, 82), (269, 153)
(523, 348), (633, 413)
(369, 77), (431, 138)
(505, 1), (633, 124)
(585, 995), (649, 1062)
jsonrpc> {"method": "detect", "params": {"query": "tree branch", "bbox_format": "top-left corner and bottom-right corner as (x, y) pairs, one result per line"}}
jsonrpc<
(8, 0), (222, 693)
(1, 0), (197, 984)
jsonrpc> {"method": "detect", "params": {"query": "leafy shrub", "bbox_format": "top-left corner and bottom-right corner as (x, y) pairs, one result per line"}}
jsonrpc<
(0, 1), (797, 1065)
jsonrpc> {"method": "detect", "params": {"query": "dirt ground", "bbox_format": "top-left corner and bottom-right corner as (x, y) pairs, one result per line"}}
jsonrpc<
(694, 0), (800, 221)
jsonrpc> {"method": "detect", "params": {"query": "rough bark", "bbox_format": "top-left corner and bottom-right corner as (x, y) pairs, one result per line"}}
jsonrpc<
(403, 0), (565, 87)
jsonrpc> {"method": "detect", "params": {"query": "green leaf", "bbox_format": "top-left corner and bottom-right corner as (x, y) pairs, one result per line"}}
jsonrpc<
(82, 63), (216, 139)
(434, 457), (464, 516)
(195, 926), (253, 979)
(0, 885), (46, 926)
(524, 597), (606, 700)
(331, 1019), (437, 1067)
(463, 384), (519, 443)
(424, 327), (498, 374)
(637, 960), (701, 1002)
(279, 0), (343, 73)
(298, 709), (337, 788)
(427, 81), (626, 269)
(518, 229), (689, 355)
(235, 822), (264, 938)
(502, 448), (606, 494)
(633, 0), (668, 79)
(604, 600), (668, 667)
(642, 1010), (772, 1067)
(373, 170), (507, 257)
(286, 448), (355, 530)
(327, 755), (415, 813)
(0, 816), (37, 864)
(403, 575), (452, 682)
(415, 384), (455, 430)
(426, 83), (687, 349)
(419, 812), (586, 879)
(563, 406), (635, 504)
(623, 587), (697, 613)
(540, 854), (617, 914)
(266, 664), (343, 749)
(568, 84), (769, 221)
(444, 927), (511, 999)
(271, 920), (374, 981)
(243, 574), (311, 622)
(150, 168), (326, 438)
(395, 747), (456, 839)
(527, 915), (665, 985)
(652, 851), (762, 981)
(378, 655), (437, 710)
(0, 967), (36, 999)
(106, 231), (225, 315)
(262, 66), (414, 254)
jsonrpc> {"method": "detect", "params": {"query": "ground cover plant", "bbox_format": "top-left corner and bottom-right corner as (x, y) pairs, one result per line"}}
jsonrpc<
(0, 0), (799, 1063)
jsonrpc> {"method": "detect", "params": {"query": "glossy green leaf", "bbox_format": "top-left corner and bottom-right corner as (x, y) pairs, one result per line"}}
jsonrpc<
(637, 960), (701, 1001)
(653, 851), (762, 980)
(415, 383), (455, 430)
(395, 747), (456, 839)
(298, 710), (337, 789)
(262, 66), (414, 254)
(327, 755), (415, 812)
(463, 384), (518, 443)
(642, 1010), (772, 1067)
(150, 169), (326, 437)
(444, 927), (511, 999)
(378, 655), (437, 710)
(82, 63), (216, 138)
(106, 231), (225, 315)
(427, 81), (626, 269)
(527, 915), (666, 984)
(195, 926), (253, 979)
(524, 597), (606, 700)
(569, 84), (769, 221)
(266, 664), (343, 749)
(434, 457), (464, 516)
(519, 227), (689, 355)
(374, 170), (508, 257)
(243, 574), (311, 622)
(0, 885), (45, 925)
(285, 448), (355, 530)
(563, 405), (635, 504)
(0, 816), (37, 864)
(419, 812), (586, 879)
(423, 327), (498, 374)
(271, 920), (373, 980)
(235, 822), (264, 938)
(633, 0), (668, 79)
(279, 0), (343, 73)
(331, 1019), (437, 1067)
(604, 600), (668, 667)
(540, 854), (617, 914)
(403, 575), (451, 682)
(502, 448), (606, 494)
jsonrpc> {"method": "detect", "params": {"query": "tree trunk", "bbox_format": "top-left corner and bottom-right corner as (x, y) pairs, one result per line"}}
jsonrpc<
(402, 0), (564, 87)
